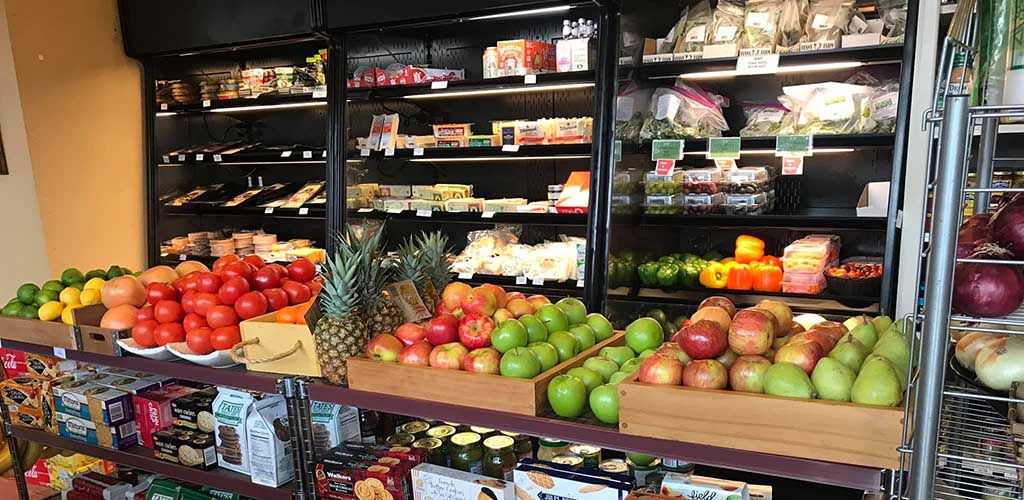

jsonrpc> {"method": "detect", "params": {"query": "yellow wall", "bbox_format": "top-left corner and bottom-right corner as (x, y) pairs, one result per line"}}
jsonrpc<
(6, 0), (145, 276)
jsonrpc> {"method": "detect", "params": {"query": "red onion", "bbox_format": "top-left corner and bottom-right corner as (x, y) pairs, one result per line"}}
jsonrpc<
(957, 213), (992, 258)
(990, 194), (1024, 259)
(953, 243), (1024, 317)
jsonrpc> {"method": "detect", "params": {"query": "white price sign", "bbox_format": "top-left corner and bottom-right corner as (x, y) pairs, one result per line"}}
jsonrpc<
(281, 151), (293, 158)
(416, 209), (433, 217)
(265, 207), (275, 214)
(458, 272), (474, 280)
(360, 149), (371, 157)
(532, 277), (545, 286)
(195, 154), (204, 161)
(515, 276), (528, 285)
(52, 347), (66, 359)
(202, 100), (211, 108)
(413, 148), (424, 156)
(303, 151), (313, 159)
(384, 148), (395, 157)
(735, 54), (780, 75)
(179, 254), (188, 261)
(357, 208), (373, 213)
(431, 81), (448, 90)
(299, 207), (309, 215)
(213, 154), (222, 162)
(481, 211), (496, 219)
(524, 74), (537, 84)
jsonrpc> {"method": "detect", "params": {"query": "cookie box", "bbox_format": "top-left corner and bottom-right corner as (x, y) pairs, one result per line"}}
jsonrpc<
(57, 412), (138, 450)
(172, 386), (217, 432)
(152, 427), (218, 469)
(247, 395), (294, 487)
(213, 387), (255, 474)
(411, 463), (515, 500)
(53, 380), (134, 426)
(513, 458), (633, 500)
(315, 452), (414, 500)
(310, 402), (361, 456)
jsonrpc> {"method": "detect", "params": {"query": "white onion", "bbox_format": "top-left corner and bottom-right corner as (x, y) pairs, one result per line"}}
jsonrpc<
(955, 333), (1007, 370)
(975, 336), (1024, 390)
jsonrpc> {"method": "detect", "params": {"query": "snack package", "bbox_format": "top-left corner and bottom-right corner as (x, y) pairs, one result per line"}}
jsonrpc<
(742, 0), (782, 50)
(779, 82), (872, 134)
(680, 1), (714, 52)
(739, 103), (790, 136)
(616, 84), (652, 141)
(708, 0), (747, 45)
(801, 0), (854, 44)
(776, 0), (809, 51)
(639, 83), (729, 140)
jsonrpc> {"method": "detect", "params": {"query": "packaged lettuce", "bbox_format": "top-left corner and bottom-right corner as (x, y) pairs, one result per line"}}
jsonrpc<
(681, 0), (714, 52)
(708, 0), (747, 45)
(777, 0), (808, 51)
(616, 83), (652, 141)
(780, 82), (872, 134)
(639, 83), (729, 140)
(739, 103), (790, 136)
(742, 0), (782, 50)
(877, 0), (909, 39)
(801, 0), (855, 44)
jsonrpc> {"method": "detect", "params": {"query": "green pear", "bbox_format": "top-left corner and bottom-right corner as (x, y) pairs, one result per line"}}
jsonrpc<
(828, 336), (869, 373)
(811, 358), (856, 402)
(872, 335), (910, 389)
(842, 315), (869, 331)
(846, 323), (879, 351)
(890, 317), (910, 336)
(764, 362), (816, 399)
(871, 315), (893, 334)
(851, 355), (903, 407)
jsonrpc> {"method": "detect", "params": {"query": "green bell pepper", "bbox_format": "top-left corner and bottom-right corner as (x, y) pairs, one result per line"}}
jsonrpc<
(638, 262), (660, 286)
(656, 263), (680, 288)
(679, 263), (701, 288)
(703, 250), (724, 262)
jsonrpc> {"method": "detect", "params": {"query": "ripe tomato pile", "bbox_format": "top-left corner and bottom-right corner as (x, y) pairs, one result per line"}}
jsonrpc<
(131, 255), (321, 355)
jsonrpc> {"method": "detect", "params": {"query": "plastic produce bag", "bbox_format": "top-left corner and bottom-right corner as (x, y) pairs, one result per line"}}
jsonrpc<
(616, 83), (652, 141)
(639, 83), (729, 140)
(802, 0), (854, 44)
(877, 0), (909, 39)
(975, 0), (1014, 105)
(742, 0), (782, 50)
(708, 0), (747, 45)
(780, 82), (872, 134)
(681, 0), (714, 52)
(776, 0), (808, 51)
(739, 103), (791, 136)
(844, 72), (900, 133)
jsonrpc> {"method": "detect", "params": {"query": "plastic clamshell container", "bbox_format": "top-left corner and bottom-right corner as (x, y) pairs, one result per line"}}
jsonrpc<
(725, 192), (768, 205)
(683, 168), (723, 194)
(644, 170), (686, 195)
(613, 169), (645, 195)
(781, 255), (830, 274)
(681, 193), (724, 215)
(783, 241), (832, 260)
(721, 167), (771, 194)
(781, 273), (827, 294)
(643, 194), (686, 215)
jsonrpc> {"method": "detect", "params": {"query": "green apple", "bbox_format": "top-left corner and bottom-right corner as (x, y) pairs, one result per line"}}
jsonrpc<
(600, 346), (635, 367)
(567, 367), (603, 393)
(527, 342), (560, 371)
(583, 356), (619, 382)
(589, 384), (619, 424)
(586, 313), (614, 342)
(625, 452), (657, 467)
(519, 314), (549, 343)
(500, 347), (542, 378)
(639, 349), (656, 359)
(608, 371), (630, 385)
(569, 324), (597, 351)
(620, 357), (642, 374)
(625, 317), (664, 354)
(556, 297), (588, 326)
(547, 331), (580, 362)
(492, 319), (529, 353)
(537, 305), (570, 334)
(547, 374), (587, 418)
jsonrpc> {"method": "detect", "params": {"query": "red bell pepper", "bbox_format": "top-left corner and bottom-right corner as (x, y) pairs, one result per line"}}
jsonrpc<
(752, 265), (783, 292)
(726, 264), (753, 290)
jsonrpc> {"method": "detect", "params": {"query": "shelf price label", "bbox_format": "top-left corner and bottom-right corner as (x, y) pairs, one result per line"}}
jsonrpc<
(708, 137), (741, 159)
(576, 280), (585, 288)
(213, 154), (222, 162)
(416, 209), (433, 217)
(179, 254), (188, 261)
(281, 151), (293, 158)
(195, 154), (205, 161)
(360, 149), (371, 157)
(502, 144), (520, 153)
(52, 347), (66, 359)
(524, 74), (537, 85)
(202, 100), (211, 108)
(160, 103), (168, 111)
(312, 87), (328, 99)
(265, 207), (275, 214)
(614, 140), (622, 162)
(386, 208), (403, 214)
(299, 207), (309, 215)
(431, 81), (448, 90)
(384, 148), (395, 157)
(655, 159), (676, 176)
(357, 208), (373, 213)
(775, 135), (813, 157)
(303, 151), (313, 159)
(177, 155), (186, 162)
(735, 53), (780, 75)
(413, 148), (425, 156)
(532, 277), (545, 286)
(458, 272), (474, 280)
(781, 156), (804, 175)
(515, 276), (528, 285)
(162, 155), (170, 163)
(651, 139), (685, 161)
(481, 211), (496, 219)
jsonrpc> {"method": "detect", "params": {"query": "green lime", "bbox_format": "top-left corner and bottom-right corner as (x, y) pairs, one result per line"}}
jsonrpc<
(18, 304), (38, 319)
(7, 297), (19, 306)
(16, 284), (39, 305)
(121, 267), (133, 275)
(106, 266), (124, 279)
(60, 268), (84, 286)
(41, 280), (64, 293)
(85, 269), (106, 280)
(2, 302), (23, 317)
(68, 282), (85, 291)
(34, 289), (59, 307)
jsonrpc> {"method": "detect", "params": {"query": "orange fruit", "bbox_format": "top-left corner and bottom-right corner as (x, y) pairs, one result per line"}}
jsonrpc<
(276, 306), (299, 324)
(294, 301), (313, 324)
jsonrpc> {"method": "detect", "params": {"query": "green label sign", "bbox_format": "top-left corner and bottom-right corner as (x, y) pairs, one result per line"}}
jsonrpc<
(776, 135), (813, 157)
(708, 137), (741, 159)
(651, 139), (685, 161)
(614, 140), (622, 162)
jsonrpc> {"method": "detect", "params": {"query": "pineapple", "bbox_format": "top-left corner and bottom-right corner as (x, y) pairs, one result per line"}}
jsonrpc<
(313, 231), (369, 385)
(348, 224), (403, 336)
(394, 237), (434, 313)
(416, 231), (453, 311)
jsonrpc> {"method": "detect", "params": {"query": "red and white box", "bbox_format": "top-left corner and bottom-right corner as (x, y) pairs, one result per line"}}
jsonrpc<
(132, 383), (199, 448)
(497, 39), (556, 76)
(397, 66), (465, 85)
(1, 349), (28, 378)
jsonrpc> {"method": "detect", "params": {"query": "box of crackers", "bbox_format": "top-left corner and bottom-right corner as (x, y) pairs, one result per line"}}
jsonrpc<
(172, 386), (217, 432)
(24, 353), (76, 379)
(513, 459), (633, 500)
(411, 463), (515, 500)
(327, 441), (426, 465)
(52, 380), (134, 426)
(314, 452), (413, 500)
(152, 427), (218, 469)
(134, 383), (200, 448)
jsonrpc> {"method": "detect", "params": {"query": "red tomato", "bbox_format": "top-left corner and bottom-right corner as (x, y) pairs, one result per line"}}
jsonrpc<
(234, 291), (268, 319)
(153, 300), (185, 324)
(206, 305), (239, 329)
(193, 292), (220, 316)
(171, 277), (187, 295)
(262, 288), (289, 312)
(180, 291), (197, 314)
(195, 272), (223, 294)
(146, 283), (178, 305)
(287, 258), (317, 282)
(186, 327), (214, 355)
(242, 255), (266, 269)
(305, 280), (322, 294)
(182, 313), (208, 333)
(210, 326), (242, 351)
(179, 272), (200, 293)
(252, 267), (281, 291)
(131, 320), (159, 348)
(265, 263), (289, 280)
(137, 305), (156, 322)
(213, 255), (241, 273)
(282, 281), (312, 305)
(217, 276), (250, 305)
(154, 322), (186, 346)
(221, 262), (255, 284)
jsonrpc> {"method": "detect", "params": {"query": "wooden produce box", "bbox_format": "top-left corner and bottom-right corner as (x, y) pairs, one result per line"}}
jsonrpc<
(618, 375), (906, 468)
(348, 332), (625, 416)
(72, 304), (128, 356)
(238, 306), (321, 377)
(0, 315), (77, 350)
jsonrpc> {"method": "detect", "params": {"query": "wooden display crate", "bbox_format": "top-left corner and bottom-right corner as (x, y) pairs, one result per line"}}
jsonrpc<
(72, 305), (128, 356)
(237, 304), (321, 377)
(347, 331), (625, 416)
(0, 315), (77, 350)
(618, 375), (907, 468)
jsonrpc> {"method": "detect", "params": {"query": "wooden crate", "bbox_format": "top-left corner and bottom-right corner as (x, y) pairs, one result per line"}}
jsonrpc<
(237, 306), (321, 377)
(347, 332), (625, 416)
(0, 315), (77, 350)
(72, 305), (128, 356)
(618, 375), (907, 469)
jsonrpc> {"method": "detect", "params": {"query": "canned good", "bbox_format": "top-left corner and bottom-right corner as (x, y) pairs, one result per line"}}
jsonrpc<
(599, 459), (629, 474)
(412, 437), (447, 466)
(501, 431), (533, 461)
(537, 438), (571, 462)
(569, 444), (601, 468)
(427, 425), (456, 441)
(627, 457), (661, 487)
(385, 433), (415, 447)
(400, 420), (431, 438)
(469, 426), (497, 439)
(551, 452), (584, 467)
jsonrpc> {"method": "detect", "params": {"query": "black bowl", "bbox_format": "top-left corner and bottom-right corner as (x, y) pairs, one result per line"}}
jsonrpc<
(947, 351), (1008, 415)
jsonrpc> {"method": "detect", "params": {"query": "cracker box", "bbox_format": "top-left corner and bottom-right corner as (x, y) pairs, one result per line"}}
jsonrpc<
(90, 374), (162, 395)
(172, 386), (217, 432)
(310, 401), (361, 456)
(324, 441), (425, 467)
(411, 463), (515, 500)
(314, 451), (414, 500)
(57, 412), (138, 450)
(659, 473), (763, 500)
(10, 405), (45, 429)
(152, 427), (218, 469)
(513, 459), (633, 500)
(247, 395), (294, 486)
(213, 387), (256, 474)
(1, 376), (41, 409)
(1, 349), (28, 378)
(53, 380), (134, 426)
(497, 40), (555, 76)
(24, 353), (76, 379)
(134, 383), (200, 448)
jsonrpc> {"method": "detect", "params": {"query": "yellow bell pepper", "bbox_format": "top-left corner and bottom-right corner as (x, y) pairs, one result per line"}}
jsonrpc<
(735, 235), (765, 264)
(699, 261), (729, 288)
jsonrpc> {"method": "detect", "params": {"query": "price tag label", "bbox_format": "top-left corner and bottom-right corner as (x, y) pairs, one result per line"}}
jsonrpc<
(502, 144), (520, 153)
(516, 276), (528, 285)
(357, 208), (373, 213)
(202, 100), (211, 108)
(303, 151), (313, 159)
(0, 338), (4, 349)
(177, 155), (186, 162)
(162, 155), (170, 163)
(387, 208), (403, 214)
(458, 272), (474, 280)
(655, 159), (676, 176)
(312, 87), (328, 99)
(781, 156), (804, 175)
(179, 254), (188, 261)
(160, 103), (168, 111)
(322, 151), (328, 158)
(524, 74), (537, 84)
(196, 154), (205, 161)
(213, 154), (222, 162)
(481, 211), (496, 219)
(384, 148), (395, 157)
(431, 81), (448, 90)
(614, 140), (622, 162)
(651, 139), (685, 160)
(708, 137), (741, 159)
(281, 151), (293, 158)
(265, 207), (275, 214)
(714, 159), (737, 170)
(576, 280), (585, 288)
(416, 209), (433, 217)
(413, 148), (424, 156)
(776, 135), (813, 157)
(735, 53), (780, 75)
(299, 207), (309, 215)
(52, 347), (66, 359)
(532, 277), (545, 286)
(360, 149), (371, 157)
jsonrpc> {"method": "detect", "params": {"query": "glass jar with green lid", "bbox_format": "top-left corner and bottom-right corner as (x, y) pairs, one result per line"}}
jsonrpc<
(537, 438), (571, 462)
(385, 433), (415, 447)
(482, 435), (517, 480)
(443, 421), (469, 432)
(400, 420), (431, 439)
(469, 426), (497, 439)
(501, 431), (533, 461)
(412, 437), (447, 466)
(427, 425), (456, 443)
(449, 432), (484, 474)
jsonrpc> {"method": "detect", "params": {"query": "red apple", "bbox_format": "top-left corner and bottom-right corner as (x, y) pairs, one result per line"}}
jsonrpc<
(787, 330), (834, 354)
(789, 322), (806, 336)
(429, 342), (469, 369)
(492, 308), (514, 323)
(458, 314), (496, 349)
(690, 306), (732, 333)
(727, 308), (776, 355)
(526, 295), (551, 310)
(426, 314), (459, 345)
(774, 339), (825, 374)
(698, 296), (737, 318)
(441, 282), (473, 311)
(461, 288), (497, 317)
(398, 341), (432, 365)
(809, 321), (847, 343)
(637, 353), (684, 385)
(394, 323), (428, 346)
(505, 298), (535, 318)
(366, 334), (403, 362)
(682, 359), (728, 389)
(773, 335), (790, 349)
(478, 284), (507, 308)
(505, 292), (526, 302)
(755, 300), (793, 333)
(751, 307), (781, 336)
(463, 347), (501, 374)
(677, 319), (728, 360)
(657, 342), (692, 365)
(728, 355), (772, 393)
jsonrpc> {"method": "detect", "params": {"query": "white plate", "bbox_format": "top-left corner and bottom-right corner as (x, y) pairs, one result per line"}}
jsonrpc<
(116, 338), (176, 360)
(166, 343), (238, 368)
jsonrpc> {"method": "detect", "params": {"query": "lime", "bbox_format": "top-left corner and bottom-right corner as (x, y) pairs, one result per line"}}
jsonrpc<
(16, 284), (39, 305)
(60, 268), (84, 286)
(68, 282), (85, 291)
(33, 289), (59, 307)
(38, 301), (63, 321)
(85, 269), (106, 280)
(41, 280), (64, 293)
(18, 304), (38, 319)
(106, 266), (124, 279)
(2, 302), (23, 317)
(7, 297), (19, 306)
(59, 287), (81, 306)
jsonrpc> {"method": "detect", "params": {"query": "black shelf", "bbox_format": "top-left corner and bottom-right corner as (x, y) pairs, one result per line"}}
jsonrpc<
(158, 91), (326, 114)
(455, 274), (585, 297)
(10, 426), (294, 500)
(620, 134), (896, 155)
(346, 71), (595, 100)
(617, 208), (887, 230)
(162, 205), (326, 218)
(161, 254), (218, 266)
(349, 143), (592, 160)
(159, 149), (327, 166)
(349, 208), (587, 226)
(608, 286), (880, 316)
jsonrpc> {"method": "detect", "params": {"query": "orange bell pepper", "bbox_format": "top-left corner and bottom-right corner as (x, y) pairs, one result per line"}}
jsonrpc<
(752, 265), (783, 292)
(735, 235), (765, 264)
(759, 255), (782, 268)
(727, 264), (753, 290)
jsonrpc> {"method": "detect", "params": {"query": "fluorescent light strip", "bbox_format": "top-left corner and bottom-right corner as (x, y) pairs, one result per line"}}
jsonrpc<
(209, 101), (327, 112)
(468, 6), (572, 20)
(403, 82), (594, 100)
(408, 155), (591, 162)
(155, 112), (179, 117)
(681, 148), (856, 156)
(678, 61), (864, 80)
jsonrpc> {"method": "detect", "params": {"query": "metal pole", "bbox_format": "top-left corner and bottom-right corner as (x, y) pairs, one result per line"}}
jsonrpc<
(1, 402), (30, 500)
(907, 94), (971, 500)
(974, 117), (998, 211)
(280, 378), (307, 500)
(326, 37), (348, 247)
(296, 379), (317, 499)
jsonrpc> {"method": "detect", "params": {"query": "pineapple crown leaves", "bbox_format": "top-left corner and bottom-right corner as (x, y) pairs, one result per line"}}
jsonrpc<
(345, 223), (394, 309)
(319, 233), (365, 319)
(415, 231), (453, 290)
(394, 236), (427, 287)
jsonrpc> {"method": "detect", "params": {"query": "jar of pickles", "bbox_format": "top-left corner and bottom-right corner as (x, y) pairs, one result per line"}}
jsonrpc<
(537, 438), (571, 462)
(482, 435), (517, 480)
(413, 438), (447, 466)
(501, 431), (533, 461)
(470, 426), (497, 439)
(400, 420), (431, 439)
(385, 433), (415, 447)
(450, 432), (484, 474)
(551, 452), (584, 467)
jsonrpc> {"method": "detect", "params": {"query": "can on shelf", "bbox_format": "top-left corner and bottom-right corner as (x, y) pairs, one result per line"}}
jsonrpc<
(412, 437), (447, 466)
(400, 420), (431, 439)
(537, 438), (571, 462)
(501, 431), (533, 461)
(443, 421), (470, 432)
(385, 433), (416, 447)
(427, 425), (456, 443)
(551, 452), (584, 467)
(627, 457), (661, 487)
(569, 444), (601, 469)
(599, 459), (629, 475)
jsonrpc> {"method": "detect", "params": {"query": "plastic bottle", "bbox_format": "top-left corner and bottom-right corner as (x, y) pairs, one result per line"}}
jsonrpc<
(562, 20), (572, 39)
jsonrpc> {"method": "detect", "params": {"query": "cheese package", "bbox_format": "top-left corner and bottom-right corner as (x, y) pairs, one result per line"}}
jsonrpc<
(410, 199), (445, 212)
(483, 198), (528, 212)
(379, 113), (401, 151)
(444, 198), (485, 212)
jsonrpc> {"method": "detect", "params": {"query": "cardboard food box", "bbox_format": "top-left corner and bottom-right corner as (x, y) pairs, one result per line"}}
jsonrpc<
(213, 387), (256, 475)
(10, 405), (45, 429)
(152, 427), (218, 469)
(657, 472), (768, 500)
(513, 459), (633, 500)
(497, 39), (555, 76)
(247, 395), (295, 487)
(397, 66), (466, 84)
(324, 441), (426, 466)
(172, 386), (217, 432)
(555, 171), (591, 214)
(379, 114), (401, 151)
(134, 384), (200, 448)
(378, 185), (412, 199)
(57, 412), (138, 450)
(1, 349), (28, 378)
(53, 380), (134, 426)
(444, 198), (485, 212)
(382, 199), (414, 211)
(24, 353), (76, 379)
(411, 463), (515, 500)
(310, 402), (361, 456)
(1, 376), (41, 409)
(87, 373), (162, 395)
(314, 450), (415, 500)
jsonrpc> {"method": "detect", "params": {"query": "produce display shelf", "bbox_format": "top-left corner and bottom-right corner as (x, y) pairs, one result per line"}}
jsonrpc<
(0, 339), (283, 393)
(348, 143), (592, 160)
(619, 133), (896, 155)
(348, 209), (587, 226)
(454, 274), (585, 296)
(160, 254), (218, 266)
(616, 208), (887, 230)
(9, 426), (294, 500)
(346, 70), (595, 100)
(607, 286), (880, 316)
(158, 150), (327, 166)
(624, 44), (905, 79)
(161, 205), (326, 218)
(304, 382), (883, 491)
(157, 91), (326, 114)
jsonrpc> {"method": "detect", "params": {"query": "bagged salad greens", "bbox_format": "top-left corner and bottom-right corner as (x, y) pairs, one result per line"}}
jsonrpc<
(801, 0), (855, 44)
(844, 72), (900, 133)
(877, 0), (909, 39)
(778, 82), (872, 134)
(742, 0), (782, 50)
(739, 103), (792, 136)
(681, 0), (714, 52)
(776, 0), (808, 51)
(639, 82), (729, 140)
(708, 0), (747, 45)
(616, 83), (652, 141)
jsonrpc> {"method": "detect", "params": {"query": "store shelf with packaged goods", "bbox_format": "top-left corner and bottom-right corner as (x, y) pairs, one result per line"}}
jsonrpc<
(619, 134), (897, 156)
(159, 254), (219, 267)
(161, 205), (326, 218)
(347, 208), (587, 226)
(614, 208), (888, 231)
(346, 71), (596, 100)
(9, 426), (295, 500)
(607, 286), (880, 316)
(622, 44), (905, 80)
(158, 150), (327, 166)
(348, 143), (593, 160)
(454, 273), (585, 296)
(0, 339), (283, 393)
(156, 90), (327, 114)
(304, 383), (882, 491)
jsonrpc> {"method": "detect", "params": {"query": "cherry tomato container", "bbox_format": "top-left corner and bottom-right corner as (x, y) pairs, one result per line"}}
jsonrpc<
(823, 257), (883, 298)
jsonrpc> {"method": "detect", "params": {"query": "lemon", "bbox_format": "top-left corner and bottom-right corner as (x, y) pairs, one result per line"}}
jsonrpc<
(61, 304), (82, 325)
(79, 288), (101, 306)
(59, 287), (81, 306)
(84, 277), (106, 291)
(38, 301), (64, 322)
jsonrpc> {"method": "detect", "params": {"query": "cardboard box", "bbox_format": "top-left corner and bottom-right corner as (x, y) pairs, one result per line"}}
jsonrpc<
(24, 353), (75, 379)
(0, 349), (28, 378)
(153, 427), (218, 469)
(497, 39), (555, 76)
(397, 66), (465, 85)
(53, 380), (134, 426)
(89, 374), (162, 395)
(310, 402), (362, 456)
(368, 114), (385, 150)
(557, 38), (595, 72)
(444, 198), (485, 212)
(382, 199), (414, 211)
(134, 384), (200, 448)
(1, 376), (41, 409)
(315, 449), (416, 500)
(555, 171), (591, 214)
(9, 405), (45, 429)
(659, 472), (760, 500)
(513, 459), (632, 500)
(247, 395), (295, 487)
(172, 386), (217, 432)
(379, 114), (400, 151)
(57, 412), (137, 450)
(213, 387), (256, 475)
(411, 463), (515, 500)
(483, 198), (528, 212)
(857, 182), (890, 217)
